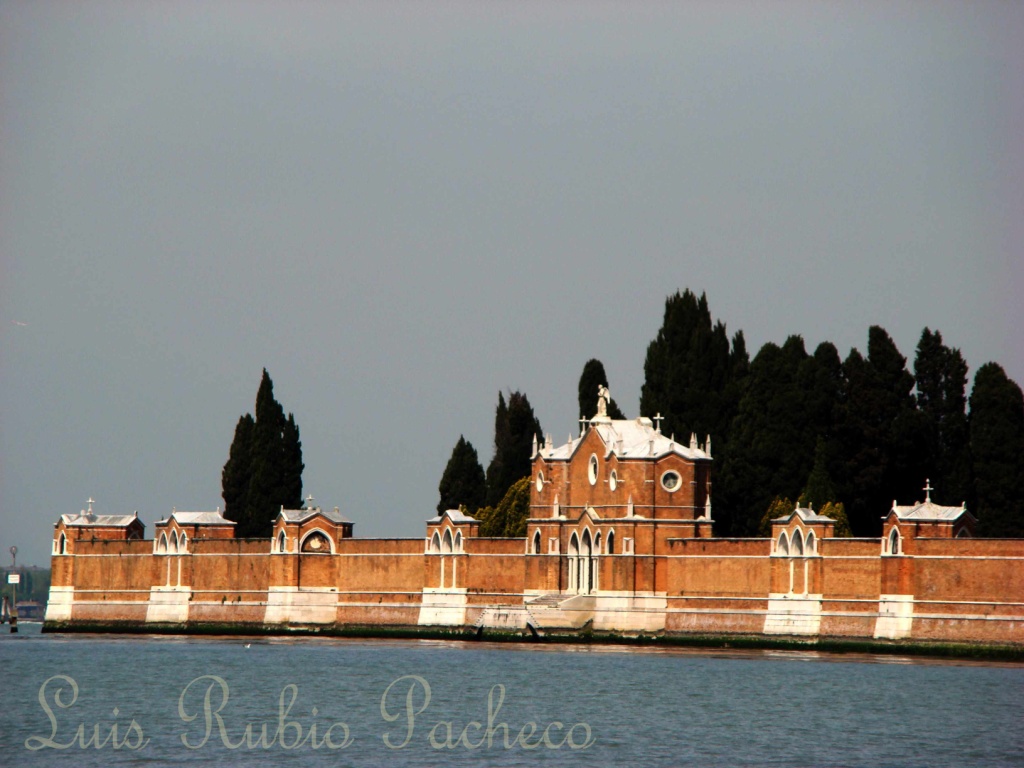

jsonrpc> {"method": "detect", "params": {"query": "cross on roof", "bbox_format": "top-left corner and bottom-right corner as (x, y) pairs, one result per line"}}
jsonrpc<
(306, 494), (316, 509)
(579, 416), (588, 435)
(86, 498), (95, 513)
(653, 413), (664, 433)
(923, 479), (933, 504)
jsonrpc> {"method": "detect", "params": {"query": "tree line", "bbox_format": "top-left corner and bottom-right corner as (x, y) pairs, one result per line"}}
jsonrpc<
(439, 289), (1024, 538)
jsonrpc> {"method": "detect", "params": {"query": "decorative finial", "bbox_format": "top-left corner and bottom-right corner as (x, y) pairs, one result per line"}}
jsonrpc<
(87, 497), (95, 513)
(653, 413), (664, 433)
(923, 479), (933, 504)
(690, 432), (698, 450)
(531, 434), (538, 458)
(705, 435), (712, 458)
(579, 416), (588, 435)
(306, 494), (315, 509)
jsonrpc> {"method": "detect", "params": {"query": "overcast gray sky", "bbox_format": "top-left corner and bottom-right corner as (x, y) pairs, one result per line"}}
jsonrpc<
(2, 2), (1021, 566)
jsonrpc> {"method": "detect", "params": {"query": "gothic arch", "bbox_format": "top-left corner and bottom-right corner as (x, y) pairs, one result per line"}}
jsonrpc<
(792, 529), (804, 557)
(532, 530), (541, 555)
(299, 528), (335, 554)
(158, 532), (168, 554)
(430, 531), (441, 554)
(777, 531), (789, 557)
(888, 528), (901, 555)
(57, 532), (67, 555)
(277, 530), (287, 553)
(805, 530), (815, 555)
(607, 529), (615, 555)
(454, 531), (463, 553)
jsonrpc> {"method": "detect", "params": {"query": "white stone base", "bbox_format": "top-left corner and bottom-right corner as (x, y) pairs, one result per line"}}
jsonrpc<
(264, 587), (337, 625)
(764, 594), (823, 636)
(44, 586), (75, 622)
(875, 594), (914, 639)
(146, 586), (192, 624)
(418, 588), (468, 626)
(593, 591), (667, 632)
(477, 606), (531, 630)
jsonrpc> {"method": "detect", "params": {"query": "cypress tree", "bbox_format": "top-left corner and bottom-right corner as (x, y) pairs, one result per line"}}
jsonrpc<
(577, 359), (626, 421)
(221, 369), (303, 538)
(485, 391), (543, 507)
(969, 363), (1024, 537)
(438, 436), (487, 515)
(222, 414), (254, 532)
(640, 290), (745, 442)
(914, 328), (972, 505)
(479, 477), (532, 537)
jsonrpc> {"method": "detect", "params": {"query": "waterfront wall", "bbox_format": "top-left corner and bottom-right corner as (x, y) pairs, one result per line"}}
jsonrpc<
(45, 528), (1024, 646)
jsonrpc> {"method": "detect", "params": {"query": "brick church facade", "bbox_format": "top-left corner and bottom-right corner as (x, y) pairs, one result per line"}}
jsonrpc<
(46, 393), (1024, 645)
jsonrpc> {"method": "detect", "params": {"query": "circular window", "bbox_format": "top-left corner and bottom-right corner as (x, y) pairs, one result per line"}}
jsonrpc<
(588, 454), (598, 486)
(609, 470), (618, 492)
(536, 471), (545, 492)
(661, 470), (681, 492)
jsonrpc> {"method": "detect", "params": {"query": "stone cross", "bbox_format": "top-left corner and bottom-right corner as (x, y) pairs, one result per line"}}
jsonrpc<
(653, 413), (664, 433)
(306, 494), (316, 509)
(923, 479), (933, 504)
(579, 416), (588, 435)
(86, 498), (95, 513)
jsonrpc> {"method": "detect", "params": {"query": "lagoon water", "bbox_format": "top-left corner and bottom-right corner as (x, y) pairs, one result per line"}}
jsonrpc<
(1, 623), (1022, 767)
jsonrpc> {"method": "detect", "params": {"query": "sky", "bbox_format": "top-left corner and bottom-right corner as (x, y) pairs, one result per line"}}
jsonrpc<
(2, 1), (1022, 567)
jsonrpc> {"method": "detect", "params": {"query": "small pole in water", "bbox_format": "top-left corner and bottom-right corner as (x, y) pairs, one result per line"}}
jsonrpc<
(8, 546), (17, 633)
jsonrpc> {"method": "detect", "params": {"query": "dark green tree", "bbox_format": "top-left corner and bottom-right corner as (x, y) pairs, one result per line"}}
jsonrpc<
(800, 436), (837, 512)
(914, 328), (972, 505)
(640, 290), (747, 442)
(485, 391), (543, 507)
(438, 436), (487, 515)
(577, 359), (625, 421)
(833, 327), (921, 536)
(222, 369), (304, 538)
(478, 477), (532, 537)
(969, 363), (1024, 536)
(222, 413), (254, 529)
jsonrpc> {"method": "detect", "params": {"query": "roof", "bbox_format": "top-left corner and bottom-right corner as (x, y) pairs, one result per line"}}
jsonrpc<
(278, 506), (352, 525)
(888, 500), (972, 523)
(426, 509), (478, 524)
(60, 511), (140, 527)
(772, 506), (835, 525)
(536, 417), (712, 462)
(166, 510), (235, 526)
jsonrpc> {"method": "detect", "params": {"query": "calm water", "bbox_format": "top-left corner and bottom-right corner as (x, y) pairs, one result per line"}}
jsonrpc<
(1, 623), (1022, 767)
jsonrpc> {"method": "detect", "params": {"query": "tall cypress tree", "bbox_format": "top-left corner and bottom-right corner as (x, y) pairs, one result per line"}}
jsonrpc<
(438, 436), (487, 514)
(970, 363), (1024, 537)
(834, 327), (921, 535)
(914, 328), (971, 505)
(577, 359), (625, 421)
(222, 369), (303, 538)
(221, 413), (254, 531)
(485, 391), (543, 507)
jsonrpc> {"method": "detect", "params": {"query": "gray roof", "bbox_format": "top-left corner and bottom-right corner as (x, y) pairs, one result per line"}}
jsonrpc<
(889, 500), (971, 523)
(278, 506), (352, 524)
(60, 511), (139, 527)
(772, 506), (835, 524)
(538, 417), (711, 462)
(426, 509), (478, 524)
(166, 510), (235, 526)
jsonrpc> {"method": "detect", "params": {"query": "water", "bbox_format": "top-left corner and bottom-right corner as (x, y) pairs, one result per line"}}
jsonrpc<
(2, 623), (1022, 767)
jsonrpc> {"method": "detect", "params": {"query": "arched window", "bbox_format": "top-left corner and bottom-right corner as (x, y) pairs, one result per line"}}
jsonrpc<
(581, 530), (593, 594)
(442, 529), (453, 554)
(607, 530), (615, 555)
(806, 531), (815, 555)
(58, 533), (67, 555)
(792, 529), (804, 557)
(889, 528), (901, 555)
(777, 531), (789, 556)
(179, 532), (188, 552)
(594, 532), (602, 555)
(532, 530), (541, 554)
(956, 527), (971, 539)
(277, 530), (287, 553)
(430, 531), (441, 554)
(454, 531), (463, 553)
(159, 533), (168, 554)
(568, 532), (580, 593)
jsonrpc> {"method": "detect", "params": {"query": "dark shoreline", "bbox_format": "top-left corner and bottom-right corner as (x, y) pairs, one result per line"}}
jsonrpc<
(42, 620), (1024, 662)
